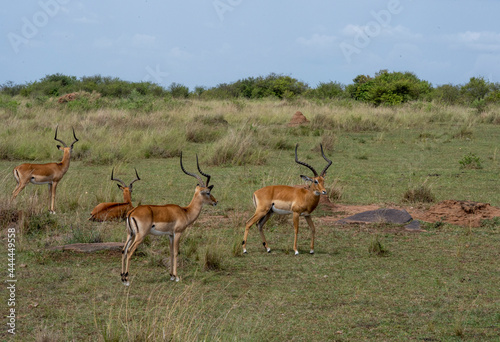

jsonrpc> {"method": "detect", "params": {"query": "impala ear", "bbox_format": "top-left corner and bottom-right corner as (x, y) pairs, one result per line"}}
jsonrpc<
(300, 175), (313, 183)
(208, 185), (214, 191)
(117, 184), (124, 190)
(57, 145), (62, 150)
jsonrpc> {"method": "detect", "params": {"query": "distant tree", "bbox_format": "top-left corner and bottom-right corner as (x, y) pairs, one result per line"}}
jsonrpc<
(432, 84), (461, 105)
(460, 77), (490, 103)
(168, 82), (189, 98)
(306, 81), (345, 99)
(346, 70), (432, 105)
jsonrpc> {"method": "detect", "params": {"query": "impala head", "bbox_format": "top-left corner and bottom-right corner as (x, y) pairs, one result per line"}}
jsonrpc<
(54, 126), (79, 153)
(111, 168), (140, 198)
(180, 152), (217, 206)
(295, 144), (332, 196)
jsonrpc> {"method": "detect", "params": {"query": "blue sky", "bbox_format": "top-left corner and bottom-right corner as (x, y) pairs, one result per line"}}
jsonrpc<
(2, 0), (500, 90)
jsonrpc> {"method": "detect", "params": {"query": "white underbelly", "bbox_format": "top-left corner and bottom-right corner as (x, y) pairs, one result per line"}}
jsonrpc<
(150, 227), (173, 236)
(30, 179), (51, 185)
(271, 204), (293, 215)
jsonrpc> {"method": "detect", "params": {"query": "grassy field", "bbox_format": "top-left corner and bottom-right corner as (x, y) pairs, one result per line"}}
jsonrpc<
(1, 98), (499, 341)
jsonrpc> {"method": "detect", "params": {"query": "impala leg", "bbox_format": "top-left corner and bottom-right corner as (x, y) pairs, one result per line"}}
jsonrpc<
(121, 233), (133, 279)
(293, 212), (300, 255)
(121, 235), (145, 286)
(11, 182), (28, 200)
(168, 235), (175, 280)
(304, 215), (316, 254)
(170, 233), (182, 282)
(257, 210), (273, 253)
(11, 172), (28, 200)
(49, 181), (58, 214)
(243, 207), (271, 253)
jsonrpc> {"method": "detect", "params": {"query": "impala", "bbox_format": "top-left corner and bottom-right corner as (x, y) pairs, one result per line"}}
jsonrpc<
(242, 144), (332, 255)
(121, 153), (217, 285)
(89, 168), (141, 221)
(11, 126), (79, 214)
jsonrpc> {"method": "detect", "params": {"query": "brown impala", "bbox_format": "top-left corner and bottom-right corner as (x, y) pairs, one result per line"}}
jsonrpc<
(121, 153), (217, 285)
(242, 144), (332, 255)
(11, 126), (79, 214)
(89, 168), (141, 221)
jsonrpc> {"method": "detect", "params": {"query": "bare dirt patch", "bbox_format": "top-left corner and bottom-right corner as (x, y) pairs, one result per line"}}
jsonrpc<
(319, 199), (500, 228)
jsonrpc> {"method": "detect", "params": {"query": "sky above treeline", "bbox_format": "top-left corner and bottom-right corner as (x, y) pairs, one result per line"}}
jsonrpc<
(2, 0), (499, 89)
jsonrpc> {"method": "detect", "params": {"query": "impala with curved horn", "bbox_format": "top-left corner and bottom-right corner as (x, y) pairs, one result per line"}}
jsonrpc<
(121, 153), (217, 285)
(11, 126), (79, 214)
(242, 144), (332, 255)
(89, 168), (141, 221)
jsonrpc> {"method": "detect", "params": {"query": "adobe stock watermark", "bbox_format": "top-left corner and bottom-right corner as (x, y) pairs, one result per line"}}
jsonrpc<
(212, 0), (243, 22)
(339, 0), (410, 63)
(6, 227), (17, 335)
(142, 65), (169, 84)
(7, 0), (70, 54)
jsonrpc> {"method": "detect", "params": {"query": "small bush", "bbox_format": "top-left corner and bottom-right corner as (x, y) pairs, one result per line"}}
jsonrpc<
(25, 212), (58, 235)
(459, 152), (482, 169)
(402, 184), (435, 203)
(208, 127), (267, 166)
(368, 236), (389, 256)
(201, 247), (223, 271)
(66, 226), (103, 244)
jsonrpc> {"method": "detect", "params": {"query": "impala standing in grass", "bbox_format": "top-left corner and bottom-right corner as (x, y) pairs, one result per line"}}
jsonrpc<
(242, 144), (332, 255)
(121, 153), (217, 285)
(89, 168), (141, 221)
(11, 126), (79, 214)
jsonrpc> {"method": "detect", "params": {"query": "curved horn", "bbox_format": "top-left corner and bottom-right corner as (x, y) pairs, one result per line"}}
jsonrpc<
(196, 155), (211, 187)
(110, 168), (126, 187)
(319, 144), (332, 177)
(70, 127), (79, 148)
(180, 152), (205, 186)
(54, 125), (68, 147)
(128, 168), (141, 190)
(295, 144), (318, 177)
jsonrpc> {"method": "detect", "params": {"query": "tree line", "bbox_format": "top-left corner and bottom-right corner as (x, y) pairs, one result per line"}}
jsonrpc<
(1, 70), (499, 110)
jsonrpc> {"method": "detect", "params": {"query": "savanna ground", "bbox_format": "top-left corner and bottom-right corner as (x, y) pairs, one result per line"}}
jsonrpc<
(0, 98), (499, 341)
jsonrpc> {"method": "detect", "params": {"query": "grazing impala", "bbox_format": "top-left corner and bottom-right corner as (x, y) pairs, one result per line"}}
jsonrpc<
(11, 126), (79, 214)
(242, 144), (332, 255)
(89, 168), (141, 222)
(121, 153), (217, 285)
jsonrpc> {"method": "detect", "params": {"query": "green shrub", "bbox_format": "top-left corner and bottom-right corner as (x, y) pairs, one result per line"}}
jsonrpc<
(402, 184), (435, 203)
(459, 152), (482, 169)
(368, 235), (389, 256)
(346, 70), (432, 106)
(66, 226), (103, 244)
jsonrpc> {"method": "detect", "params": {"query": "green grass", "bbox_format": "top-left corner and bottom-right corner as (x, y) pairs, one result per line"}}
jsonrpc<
(1, 98), (499, 341)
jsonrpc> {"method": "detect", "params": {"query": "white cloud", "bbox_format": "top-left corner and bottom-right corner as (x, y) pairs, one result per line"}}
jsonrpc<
(73, 16), (98, 24)
(296, 33), (337, 48)
(341, 24), (421, 41)
(445, 31), (500, 51)
(131, 34), (156, 48)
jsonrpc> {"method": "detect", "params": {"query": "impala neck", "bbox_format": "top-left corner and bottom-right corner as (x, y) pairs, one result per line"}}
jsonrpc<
(58, 148), (72, 173)
(123, 189), (132, 204)
(183, 189), (205, 225)
(306, 188), (321, 209)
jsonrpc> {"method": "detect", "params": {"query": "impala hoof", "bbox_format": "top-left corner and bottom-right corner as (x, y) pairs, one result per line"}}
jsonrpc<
(266, 248), (271, 253)
(170, 275), (179, 282)
(243, 248), (247, 254)
(294, 250), (299, 255)
(310, 249), (314, 254)
(122, 281), (130, 287)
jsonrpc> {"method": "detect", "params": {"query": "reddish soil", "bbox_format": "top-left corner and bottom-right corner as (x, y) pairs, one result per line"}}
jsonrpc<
(287, 111), (310, 127)
(319, 199), (500, 228)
